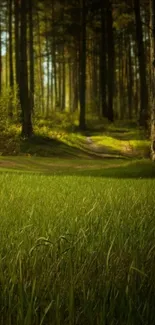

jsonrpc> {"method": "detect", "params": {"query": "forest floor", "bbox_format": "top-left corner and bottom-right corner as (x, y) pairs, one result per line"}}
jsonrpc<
(0, 117), (150, 159)
(0, 118), (153, 176)
(1, 117), (155, 324)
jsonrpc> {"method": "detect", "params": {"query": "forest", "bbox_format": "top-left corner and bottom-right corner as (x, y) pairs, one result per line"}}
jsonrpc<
(1, 0), (155, 324)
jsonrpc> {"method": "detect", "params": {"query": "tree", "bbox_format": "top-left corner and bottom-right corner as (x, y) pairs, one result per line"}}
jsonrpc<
(79, 0), (87, 130)
(19, 0), (33, 137)
(8, 0), (14, 117)
(151, 0), (155, 159)
(29, 0), (34, 113)
(134, 0), (148, 128)
(106, 0), (114, 122)
(14, 0), (20, 88)
(100, 0), (108, 117)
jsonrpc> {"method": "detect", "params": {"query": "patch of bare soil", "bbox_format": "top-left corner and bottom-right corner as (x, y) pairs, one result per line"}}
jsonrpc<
(0, 160), (17, 168)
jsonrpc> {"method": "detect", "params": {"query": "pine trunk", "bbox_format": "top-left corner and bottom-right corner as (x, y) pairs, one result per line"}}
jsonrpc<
(79, 0), (86, 130)
(20, 0), (33, 137)
(150, 0), (155, 160)
(134, 0), (148, 128)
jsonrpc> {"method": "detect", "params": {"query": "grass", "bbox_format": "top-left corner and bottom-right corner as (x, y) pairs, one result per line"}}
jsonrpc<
(0, 159), (155, 324)
(0, 115), (150, 159)
(0, 116), (154, 324)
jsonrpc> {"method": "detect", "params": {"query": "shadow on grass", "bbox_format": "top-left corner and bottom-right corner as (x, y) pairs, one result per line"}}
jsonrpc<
(19, 135), (126, 159)
(72, 161), (155, 179)
(20, 135), (88, 158)
(0, 160), (155, 179)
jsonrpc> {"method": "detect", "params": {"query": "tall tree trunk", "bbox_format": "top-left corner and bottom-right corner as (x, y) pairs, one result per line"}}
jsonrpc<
(100, 0), (107, 117)
(52, 0), (58, 108)
(14, 0), (20, 88)
(134, 0), (148, 128)
(106, 0), (114, 122)
(61, 45), (66, 111)
(46, 53), (50, 116)
(45, 16), (50, 115)
(58, 58), (61, 110)
(9, 0), (14, 118)
(127, 34), (133, 119)
(0, 10), (2, 95)
(61, 9), (65, 111)
(119, 34), (124, 119)
(150, 0), (155, 159)
(51, 54), (54, 112)
(79, 0), (86, 130)
(19, 0), (33, 137)
(29, 0), (34, 113)
(37, 12), (44, 115)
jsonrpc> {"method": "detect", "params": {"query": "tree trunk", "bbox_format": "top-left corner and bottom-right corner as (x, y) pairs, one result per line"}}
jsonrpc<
(9, 0), (14, 118)
(134, 0), (148, 128)
(61, 46), (66, 111)
(51, 54), (54, 111)
(79, 0), (86, 130)
(19, 0), (33, 137)
(150, 0), (155, 159)
(0, 10), (2, 95)
(29, 0), (34, 113)
(127, 34), (133, 119)
(37, 12), (44, 115)
(106, 0), (114, 122)
(100, 0), (107, 117)
(14, 0), (20, 88)
(52, 0), (58, 109)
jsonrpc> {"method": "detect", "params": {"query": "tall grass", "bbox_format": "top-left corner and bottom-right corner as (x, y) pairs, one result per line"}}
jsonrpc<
(0, 172), (155, 324)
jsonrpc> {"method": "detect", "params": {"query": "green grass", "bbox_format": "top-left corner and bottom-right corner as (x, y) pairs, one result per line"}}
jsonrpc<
(0, 159), (155, 324)
(0, 117), (150, 159)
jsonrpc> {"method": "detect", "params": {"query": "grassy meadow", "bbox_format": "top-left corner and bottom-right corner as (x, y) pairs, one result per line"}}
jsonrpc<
(0, 158), (155, 325)
(0, 117), (155, 324)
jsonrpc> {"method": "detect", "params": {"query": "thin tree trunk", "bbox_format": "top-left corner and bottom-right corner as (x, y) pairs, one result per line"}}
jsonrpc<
(79, 0), (86, 130)
(37, 12), (44, 115)
(68, 60), (72, 112)
(29, 0), (34, 113)
(119, 34), (124, 119)
(9, 0), (14, 118)
(0, 10), (2, 95)
(106, 0), (114, 122)
(134, 0), (148, 128)
(100, 0), (107, 117)
(45, 16), (50, 115)
(14, 0), (20, 88)
(52, 0), (58, 108)
(61, 45), (66, 111)
(150, 0), (155, 159)
(128, 34), (133, 119)
(19, 0), (33, 137)
(51, 54), (54, 111)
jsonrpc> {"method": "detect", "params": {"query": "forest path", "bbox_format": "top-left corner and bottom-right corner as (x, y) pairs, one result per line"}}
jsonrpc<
(85, 136), (135, 157)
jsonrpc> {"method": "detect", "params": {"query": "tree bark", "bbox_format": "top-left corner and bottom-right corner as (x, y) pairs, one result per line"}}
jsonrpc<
(79, 0), (86, 130)
(134, 0), (148, 128)
(127, 34), (133, 119)
(100, 0), (107, 117)
(106, 0), (114, 122)
(14, 0), (20, 88)
(29, 0), (34, 113)
(37, 12), (44, 115)
(0, 10), (2, 95)
(150, 0), (155, 159)
(9, 0), (14, 117)
(19, 0), (33, 137)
